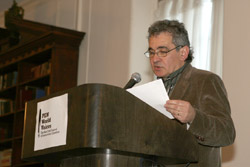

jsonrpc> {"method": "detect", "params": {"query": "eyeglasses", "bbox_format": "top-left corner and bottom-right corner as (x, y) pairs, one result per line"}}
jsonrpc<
(144, 45), (183, 58)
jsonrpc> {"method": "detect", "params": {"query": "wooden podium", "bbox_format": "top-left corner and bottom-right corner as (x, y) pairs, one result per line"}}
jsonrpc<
(22, 84), (198, 166)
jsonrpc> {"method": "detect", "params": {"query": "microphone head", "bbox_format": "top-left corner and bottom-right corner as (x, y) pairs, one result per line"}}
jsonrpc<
(123, 72), (142, 89)
(131, 72), (141, 83)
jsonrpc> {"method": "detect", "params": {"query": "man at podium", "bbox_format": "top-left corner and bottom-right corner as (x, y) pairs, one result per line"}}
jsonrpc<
(144, 20), (235, 167)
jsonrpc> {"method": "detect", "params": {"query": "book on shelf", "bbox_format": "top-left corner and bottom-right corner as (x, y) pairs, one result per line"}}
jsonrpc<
(44, 86), (50, 95)
(0, 125), (12, 141)
(19, 86), (47, 109)
(0, 99), (13, 116)
(0, 71), (18, 90)
(31, 60), (51, 78)
(0, 128), (8, 140)
(0, 149), (12, 167)
(0, 75), (3, 90)
(19, 88), (33, 109)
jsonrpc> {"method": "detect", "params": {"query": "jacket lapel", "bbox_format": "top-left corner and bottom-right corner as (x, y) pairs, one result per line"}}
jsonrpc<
(169, 64), (193, 100)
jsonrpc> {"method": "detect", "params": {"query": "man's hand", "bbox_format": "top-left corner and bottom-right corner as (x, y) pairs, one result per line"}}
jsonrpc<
(164, 100), (196, 124)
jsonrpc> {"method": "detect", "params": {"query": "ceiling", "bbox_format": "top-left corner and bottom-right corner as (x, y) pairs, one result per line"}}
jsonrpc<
(0, 0), (23, 13)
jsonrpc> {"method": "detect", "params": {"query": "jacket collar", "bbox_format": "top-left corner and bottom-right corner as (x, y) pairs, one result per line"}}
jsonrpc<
(169, 63), (193, 100)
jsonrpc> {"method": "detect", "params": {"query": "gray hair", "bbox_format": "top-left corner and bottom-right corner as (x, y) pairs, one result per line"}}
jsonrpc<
(147, 20), (193, 62)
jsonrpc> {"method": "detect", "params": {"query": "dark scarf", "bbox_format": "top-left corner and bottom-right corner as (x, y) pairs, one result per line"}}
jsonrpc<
(159, 62), (189, 95)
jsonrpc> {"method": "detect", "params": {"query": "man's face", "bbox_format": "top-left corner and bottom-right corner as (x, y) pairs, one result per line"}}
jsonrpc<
(148, 32), (185, 78)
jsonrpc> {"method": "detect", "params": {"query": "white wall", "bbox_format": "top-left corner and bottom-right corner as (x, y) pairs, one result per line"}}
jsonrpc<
(129, 0), (156, 84)
(79, 0), (156, 86)
(83, 0), (132, 86)
(222, 0), (250, 166)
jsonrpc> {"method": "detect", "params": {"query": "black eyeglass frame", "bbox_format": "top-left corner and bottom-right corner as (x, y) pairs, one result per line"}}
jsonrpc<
(144, 45), (183, 58)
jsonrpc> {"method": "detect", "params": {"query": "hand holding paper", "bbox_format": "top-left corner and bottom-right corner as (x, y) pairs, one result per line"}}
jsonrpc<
(126, 79), (174, 119)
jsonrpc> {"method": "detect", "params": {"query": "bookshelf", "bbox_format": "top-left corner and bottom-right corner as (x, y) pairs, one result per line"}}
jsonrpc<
(0, 18), (85, 167)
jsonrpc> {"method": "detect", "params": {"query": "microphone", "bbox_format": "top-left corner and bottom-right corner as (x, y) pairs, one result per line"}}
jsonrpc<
(123, 72), (141, 89)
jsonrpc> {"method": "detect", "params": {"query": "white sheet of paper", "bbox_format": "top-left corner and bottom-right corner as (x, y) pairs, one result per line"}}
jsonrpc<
(34, 94), (68, 151)
(126, 79), (174, 119)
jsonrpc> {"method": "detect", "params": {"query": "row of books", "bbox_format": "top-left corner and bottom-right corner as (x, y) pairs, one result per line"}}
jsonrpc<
(0, 61), (51, 91)
(31, 61), (51, 78)
(0, 71), (18, 90)
(0, 149), (12, 167)
(0, 85), (50, 113)
(0, 99), (13, 116)
(19, 86), (49, 109)
(0, 85), (50, 112)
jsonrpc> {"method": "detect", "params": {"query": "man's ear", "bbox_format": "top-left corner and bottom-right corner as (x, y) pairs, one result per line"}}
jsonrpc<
(180, 46), (189, 61)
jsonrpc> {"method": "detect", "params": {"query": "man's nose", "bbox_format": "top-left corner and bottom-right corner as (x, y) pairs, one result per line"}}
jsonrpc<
(152, 54), (161, 63)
